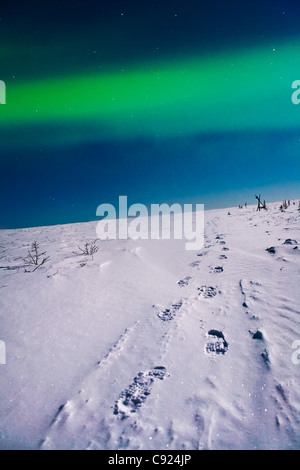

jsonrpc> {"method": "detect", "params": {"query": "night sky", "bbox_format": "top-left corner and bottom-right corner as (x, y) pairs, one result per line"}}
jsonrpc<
(0, 0), (300, 229)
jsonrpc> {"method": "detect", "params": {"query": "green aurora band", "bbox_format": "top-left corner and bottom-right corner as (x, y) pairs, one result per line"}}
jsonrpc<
(1, 39), (300, 149)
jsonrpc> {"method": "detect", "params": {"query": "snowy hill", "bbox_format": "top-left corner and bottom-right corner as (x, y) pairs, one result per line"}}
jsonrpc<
(0, 201), (299, 450)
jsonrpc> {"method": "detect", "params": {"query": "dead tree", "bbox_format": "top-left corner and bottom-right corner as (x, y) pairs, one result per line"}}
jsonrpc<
(24, 241), (50, 272)
(255, 194), (267, 211)
(78, 240), (99, 260)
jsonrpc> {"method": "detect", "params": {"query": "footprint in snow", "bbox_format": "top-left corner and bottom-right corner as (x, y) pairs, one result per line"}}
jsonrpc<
(211, 266), (223, 273)
(249, 330), (270, 367)
(190, 260), (200, 267)
(197, 286), (218, 299)
(178, 276), (192, 287)
(113, 367), (167, 419)
(266, 247), (276, 254)
(205, 330), (228, 355)
(250, 329), (264, 340)
(157, 300), (183, 321)
(282, 239), (297, 245)
(261, 349), (270, 368)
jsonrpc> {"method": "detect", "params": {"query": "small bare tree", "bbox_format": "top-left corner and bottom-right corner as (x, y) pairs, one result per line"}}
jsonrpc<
(78, 240), (99, 260)
(255, 194), (267, 211)
(24, 241), (50, 272)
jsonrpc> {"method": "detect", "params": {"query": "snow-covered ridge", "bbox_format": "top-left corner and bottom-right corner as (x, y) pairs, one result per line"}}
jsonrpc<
(0, 201), (299, 449)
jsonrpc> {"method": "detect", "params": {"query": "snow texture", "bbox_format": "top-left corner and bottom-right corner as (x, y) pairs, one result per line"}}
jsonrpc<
(0, 201), (299, 450)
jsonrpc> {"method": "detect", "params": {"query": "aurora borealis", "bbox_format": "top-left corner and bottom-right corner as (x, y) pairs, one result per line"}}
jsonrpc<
(1, 1), (300, 228)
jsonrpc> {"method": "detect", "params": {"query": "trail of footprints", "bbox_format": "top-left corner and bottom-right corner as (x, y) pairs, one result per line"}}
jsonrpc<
(114, 229), (277, 421)
(187, 234), (229, 355)
(119, 233), (230, 420)
(239, 278), (271, 367)
(174, 234), (230, 357)
(173, 231), (273, 365)
(46, 228), (279, 439)
(115, 284), (226, 422)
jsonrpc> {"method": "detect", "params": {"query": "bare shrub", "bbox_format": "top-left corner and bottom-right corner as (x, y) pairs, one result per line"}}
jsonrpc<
(78, 240), (99, 260)
(24, 241), (50, 272)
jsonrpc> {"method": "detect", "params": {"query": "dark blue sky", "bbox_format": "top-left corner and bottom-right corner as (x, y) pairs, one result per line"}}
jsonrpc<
(0, 0), (299, 228)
